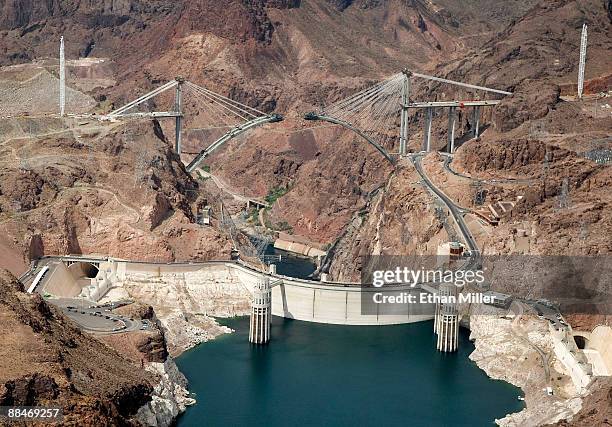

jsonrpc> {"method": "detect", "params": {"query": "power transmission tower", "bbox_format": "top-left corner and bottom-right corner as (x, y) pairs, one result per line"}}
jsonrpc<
(577, 24), (587, 99)
(557, 178), (571, 210)
(541, 149), (550, 181)
(401, 223), (412, 245)
(399, 69), (411, 157)
(60, 36), (66, 116)
(473, 182), (487, 206)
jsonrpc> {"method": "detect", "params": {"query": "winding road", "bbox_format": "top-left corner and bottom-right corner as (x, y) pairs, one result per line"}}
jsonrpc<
(510, 300), (552, 385)
(195, 168), (268, 208)
(411, 154), (479, 253)
(441, 153), (535, 185)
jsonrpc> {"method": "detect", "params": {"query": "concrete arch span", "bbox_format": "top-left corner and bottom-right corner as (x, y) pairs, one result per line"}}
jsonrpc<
(185, 114), (284, 173)
(304, 112), (396, 165)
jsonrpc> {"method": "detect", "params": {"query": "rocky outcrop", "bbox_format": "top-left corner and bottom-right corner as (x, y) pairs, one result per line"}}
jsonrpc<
(554, 377), (612, 426)
(0, 118), (232, 271)
(492, 81), (560, 132)
(266, 0), (302, 9)
(0, 269), (155, 425)
(468, 304), (584, 426)
(136, 358), (195, 427)
(429, 0), (612, 98)
(325, 162), (445, 281)
(326, 0), (355, 10)
(454, 139), (573, 175)
(0, 0), (138, 29)
(1, 373), (60, 404)
(101, 303), (170, 363)
(452, 137), (612, 256)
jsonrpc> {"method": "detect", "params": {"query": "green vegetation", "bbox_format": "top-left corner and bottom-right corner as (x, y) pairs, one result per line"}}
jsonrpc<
(275, 221), (293, 234)
(195, 170), (210, 181)
(247, 208), (259, 223)
(202, 165), (211, 173)
(257, 185), (295, 232)
(265, 185), (291, 205)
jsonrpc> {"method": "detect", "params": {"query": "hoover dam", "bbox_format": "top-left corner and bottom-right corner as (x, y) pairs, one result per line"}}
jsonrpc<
(1, 1), (611, 425)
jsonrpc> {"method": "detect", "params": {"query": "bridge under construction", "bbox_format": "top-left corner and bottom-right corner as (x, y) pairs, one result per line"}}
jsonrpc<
(17, 37), (522, 352)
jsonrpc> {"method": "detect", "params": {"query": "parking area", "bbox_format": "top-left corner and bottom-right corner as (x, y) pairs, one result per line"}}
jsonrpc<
(49, 298), (154, 335)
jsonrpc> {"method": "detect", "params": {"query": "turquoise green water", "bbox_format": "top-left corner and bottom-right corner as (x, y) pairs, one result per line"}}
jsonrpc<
(176, 317), (524, 426)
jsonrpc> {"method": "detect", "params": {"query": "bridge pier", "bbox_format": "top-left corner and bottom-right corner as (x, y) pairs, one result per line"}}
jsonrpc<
(399, 70), (411, 157)
(423, 107), (433, 152)
(473, 105), (481, 139)
(175, 77), (184, 154)
(249, 276), (271, 344)
(447, 106), (456, 153)
(435, 282), (459, 352)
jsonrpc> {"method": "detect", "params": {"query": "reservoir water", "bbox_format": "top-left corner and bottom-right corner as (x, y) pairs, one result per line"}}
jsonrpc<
(265, 245), (317, 279)
(175, 252), (524, 426)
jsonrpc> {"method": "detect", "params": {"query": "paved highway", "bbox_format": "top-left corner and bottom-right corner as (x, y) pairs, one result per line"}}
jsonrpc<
(411, 154), (479, 253)
(441, 153), (535, 185)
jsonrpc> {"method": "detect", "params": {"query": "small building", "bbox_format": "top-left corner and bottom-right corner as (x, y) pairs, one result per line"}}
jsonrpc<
(436, 241), (465, 267)
(449, 241), (464, 260)
(482, 291), (513, 308)
(197, 205), (212, 226)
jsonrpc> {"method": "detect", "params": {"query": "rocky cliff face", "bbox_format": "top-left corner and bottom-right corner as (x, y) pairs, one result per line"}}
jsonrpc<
(468, 304), (584, 426)
(0, 117), (232, 273)
(326, 162), (447, 281)
(0, 0), (137, 29)
(0, 0), (288, 64)
(0, 269), (154, 425)
(430, 0), (612, 91)
(554, 376), (612, 426)
(491, 81), (561, 132)
(136, 358), (194, 427)
(0, 0), (559, 249)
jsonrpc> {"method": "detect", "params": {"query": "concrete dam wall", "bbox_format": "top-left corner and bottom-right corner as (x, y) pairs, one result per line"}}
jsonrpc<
(115, 261), (434, 326)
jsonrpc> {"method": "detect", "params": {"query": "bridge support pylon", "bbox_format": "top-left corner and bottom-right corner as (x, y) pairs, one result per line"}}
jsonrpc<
(447, 107), (456, 153)
(434, 282), (459, 352)
(423, 107), (433, 152)
(249, 276), (271, 344)
(175, 77), (185, 154)
(473, 105), (481, 140)
(399, 69), (412, 157)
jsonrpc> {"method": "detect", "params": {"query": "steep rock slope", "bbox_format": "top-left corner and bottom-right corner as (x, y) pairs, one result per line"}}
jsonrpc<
(0, 269), (154, 425)
(0, 0), (551, 247)
(326, 0), (612, 269)
(325, 162), (447, 281)
(432, 0), (612, 92)
(0, 117), (231, 274)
